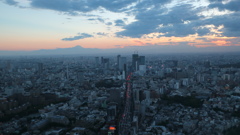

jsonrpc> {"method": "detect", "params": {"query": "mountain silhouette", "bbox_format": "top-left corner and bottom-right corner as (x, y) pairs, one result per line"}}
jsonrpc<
(0, 45), (240, 56)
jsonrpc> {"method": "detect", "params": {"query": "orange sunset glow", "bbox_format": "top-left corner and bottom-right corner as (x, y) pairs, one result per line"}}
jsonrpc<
(0, 0), (240, 54)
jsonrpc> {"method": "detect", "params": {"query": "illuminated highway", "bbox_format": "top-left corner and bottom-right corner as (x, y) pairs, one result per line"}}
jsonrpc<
(118, 73), (132, 135)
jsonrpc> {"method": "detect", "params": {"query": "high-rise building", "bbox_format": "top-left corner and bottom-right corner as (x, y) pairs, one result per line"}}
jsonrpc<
(138, 56), (145, 65)
(132, 54), (139, 71)
(119, 57), (127, 71)
(132, 53), (145, 71)
(117, 55), (121, 70)
(102, 58), (110, 69)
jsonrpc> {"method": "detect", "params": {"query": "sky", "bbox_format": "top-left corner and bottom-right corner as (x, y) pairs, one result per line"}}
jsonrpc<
(0, 0), (240, 51)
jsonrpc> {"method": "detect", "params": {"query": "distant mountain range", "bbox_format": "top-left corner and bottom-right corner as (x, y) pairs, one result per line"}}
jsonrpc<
(1, 45), (240, 56)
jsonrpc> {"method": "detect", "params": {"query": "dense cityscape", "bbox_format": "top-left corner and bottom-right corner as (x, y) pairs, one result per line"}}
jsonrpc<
(0, 53), (240, 135)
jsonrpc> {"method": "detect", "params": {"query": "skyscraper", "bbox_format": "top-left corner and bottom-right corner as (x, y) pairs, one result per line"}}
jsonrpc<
(132, 53), (139, 71)
(103, 58), (110, 69)
(119, 57), (127, 71)
(117, 55), (121, 70)
(132, 53), (145, 71)
(138, 56), (145, 65)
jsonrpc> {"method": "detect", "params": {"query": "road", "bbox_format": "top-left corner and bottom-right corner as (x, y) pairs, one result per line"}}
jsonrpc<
(118, 73), (133, 135)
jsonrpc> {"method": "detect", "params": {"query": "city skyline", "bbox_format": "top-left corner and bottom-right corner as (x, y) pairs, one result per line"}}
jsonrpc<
(1, 0), (240, 52)
(1, 53), (240, 134)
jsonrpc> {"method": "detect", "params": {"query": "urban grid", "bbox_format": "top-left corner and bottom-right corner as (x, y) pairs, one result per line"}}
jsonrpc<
(1, 53), (240, 135)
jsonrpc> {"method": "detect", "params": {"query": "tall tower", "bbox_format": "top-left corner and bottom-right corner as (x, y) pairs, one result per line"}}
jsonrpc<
(132, 53), (139, 71)
(119, 57), (127, 71)
(117, 55), (121, 70)
(138, 56), (145, 65)
(103, 58), (110, 69)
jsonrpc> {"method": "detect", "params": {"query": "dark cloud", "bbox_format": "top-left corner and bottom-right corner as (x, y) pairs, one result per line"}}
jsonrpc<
(28, 0), (173, 18)
(97, 18), (105, 23)
(4, 0), (18, 5)
(88, 18), (105, 23)
(62, 33), (93, 41)
(3, 0), (240, 38)
(118, 1), (240, 38)
(128, 0), (171, 14)
(105, 22), (113, 26)
(117, 6), (167, 37)
(117, 4), (204, 38)
(30, 0), (138, 13)
(115, 19), (125, 26)
(160, 24), (197, 37)
(200, 12), (240, 37)
(88, 18), (95, 21)
(117, 20), (158, 38)
(31, 0), (93, 13)
(209, 0), (240, 11)
(158, 23), (211, 37)
(208, 0), (225, 2)
(196, 28), (211, 36)
(88, 0), (137, 12)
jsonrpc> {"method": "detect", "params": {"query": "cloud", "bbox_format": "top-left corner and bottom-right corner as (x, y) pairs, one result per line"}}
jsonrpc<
(117, 4), (204, 38)
(88, 18), (95, 21)
(31, 0), (93, 13)
(105, 22), (113, 26)
(97, 18), (105, 23)
(3, 0), (240, 38)
(88, 17), (105, 23)
(200, 12), (240, 37)
(117, 8), (166, 37)
(133, 40), (144, 45)
(62, 33), (93, 41)
(208, 0), (240, 11)
(118, 1), (240, 38)
(115, 19), (125, 26)
(211, 39), (231, 46)
(30, 0), (138, 13)
(96, 32), (108, 36)
(228, 38), (240, 46)
(208, 0), (225, 3)
(3, 0), (18, 5)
